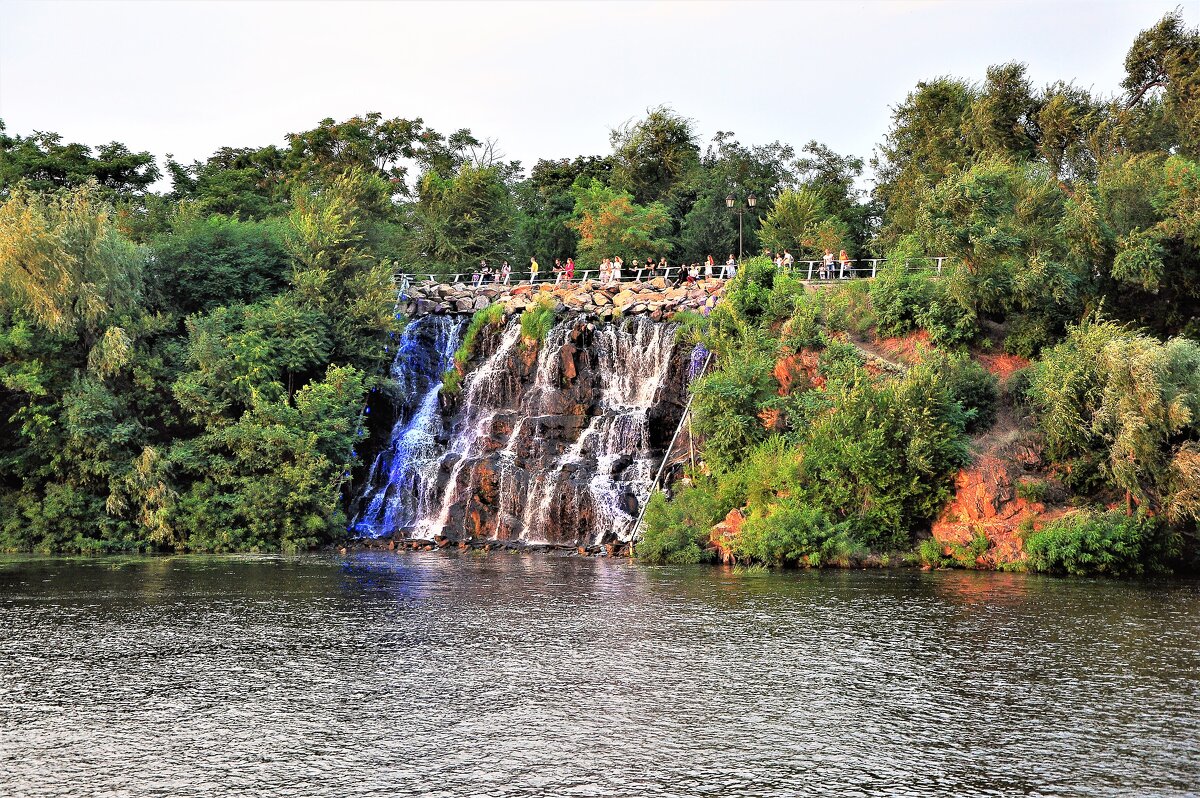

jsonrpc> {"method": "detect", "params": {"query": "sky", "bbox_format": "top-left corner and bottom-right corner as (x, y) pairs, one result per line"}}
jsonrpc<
(1, 0), (1195, 190)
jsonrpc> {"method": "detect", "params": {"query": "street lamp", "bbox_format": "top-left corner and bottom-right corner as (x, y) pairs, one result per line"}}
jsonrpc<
(725, 193), (757, 260)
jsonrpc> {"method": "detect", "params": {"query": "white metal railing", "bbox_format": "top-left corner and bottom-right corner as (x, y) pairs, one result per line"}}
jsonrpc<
(394, 258), (948, 289)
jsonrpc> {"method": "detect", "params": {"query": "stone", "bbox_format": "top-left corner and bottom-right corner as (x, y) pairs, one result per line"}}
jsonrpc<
(473, 296), (491, 311)
(456, 298), (474, 313)
(592, 292), (611, 305)
(709, 509), (745, 564)
(560, 343), (577, 381)
(415, 298), (437, 315)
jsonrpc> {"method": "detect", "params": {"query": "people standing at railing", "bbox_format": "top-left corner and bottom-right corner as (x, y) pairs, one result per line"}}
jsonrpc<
(704, 255), (715, 280)
(686, 263), (700, 285)
(552, 258), (564, 285)
(613, 255), (624, 282)
(658, 256), (668, 279)
(821, 249), (835, 280)
(565, 257), (575, 281)
(500, 261), (511, 284)
(481, 260), (493, 285)
(724, 254), (736, 279)
(839, 249), (850, 278)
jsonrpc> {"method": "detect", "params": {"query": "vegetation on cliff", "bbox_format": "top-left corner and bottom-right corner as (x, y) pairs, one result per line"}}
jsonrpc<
(0, 12), (1196, 560)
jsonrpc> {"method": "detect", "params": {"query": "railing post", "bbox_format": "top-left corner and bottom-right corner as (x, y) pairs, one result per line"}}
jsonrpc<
(806, 262), (814, 280)
(870, 259), (878, 279)
(936, 257), (944, 275)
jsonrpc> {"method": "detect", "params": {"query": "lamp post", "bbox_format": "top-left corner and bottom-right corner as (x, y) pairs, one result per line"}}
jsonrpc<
(725, 193), (756, 260)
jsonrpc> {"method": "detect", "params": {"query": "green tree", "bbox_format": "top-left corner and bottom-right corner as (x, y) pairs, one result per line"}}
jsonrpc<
(757, 188), (847, 258)
(568, 179), (672, 265)
(0, 122), (160, 201)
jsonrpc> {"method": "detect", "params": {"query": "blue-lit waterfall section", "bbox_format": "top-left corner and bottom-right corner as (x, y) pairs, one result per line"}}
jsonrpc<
(351, 315), (466, 538)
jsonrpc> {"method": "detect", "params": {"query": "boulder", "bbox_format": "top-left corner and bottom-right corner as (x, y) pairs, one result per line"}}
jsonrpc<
(473, 295), (491, 311)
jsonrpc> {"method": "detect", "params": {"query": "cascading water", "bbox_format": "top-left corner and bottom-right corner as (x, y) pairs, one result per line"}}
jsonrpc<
(411, 320), (524, 540)
(350, 315), (465, 538)
(579, 316), (677, 543)
(352, 308), (685, 547)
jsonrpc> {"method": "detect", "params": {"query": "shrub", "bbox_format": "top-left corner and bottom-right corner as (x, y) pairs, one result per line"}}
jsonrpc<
(672, 309), (709, 346)
(932, 351), (1000, 432)
(1023, 509), (1181, 577)
(1015, 478), (1048, 503)
(690, 354), (777, 472)
(870, 265), (976, 346)
(442, 367), (462, 396)
(727, 256), (778, 325)
(454, 302), (507, 370)
(635, 486), (721, 565)
(732, 499), (849, 567)
(917, 532), (989, 568)
(519, 295), (555, 348)
(801, 361), (970, 550)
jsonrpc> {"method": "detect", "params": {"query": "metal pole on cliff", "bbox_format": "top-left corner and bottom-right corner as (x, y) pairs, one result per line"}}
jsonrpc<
(628, 350), (714, 546)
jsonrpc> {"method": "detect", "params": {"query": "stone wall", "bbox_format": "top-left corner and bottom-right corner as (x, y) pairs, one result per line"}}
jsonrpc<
(397, 277), (726, 321)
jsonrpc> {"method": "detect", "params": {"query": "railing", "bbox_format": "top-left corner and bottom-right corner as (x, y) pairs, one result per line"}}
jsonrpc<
(395, 258), (949, 290)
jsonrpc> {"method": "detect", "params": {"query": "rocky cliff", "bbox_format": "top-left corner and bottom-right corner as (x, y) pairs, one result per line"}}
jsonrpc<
(351, 298), (697, 549)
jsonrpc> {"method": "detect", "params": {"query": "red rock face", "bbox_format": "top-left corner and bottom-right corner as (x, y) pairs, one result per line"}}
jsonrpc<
(930, 454), (1063, 567)
(709, 509), (745, 564)
(773, 350), (825, 394)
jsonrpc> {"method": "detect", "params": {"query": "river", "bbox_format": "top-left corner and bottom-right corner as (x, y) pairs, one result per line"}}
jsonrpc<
(1, 553), (1197, 797)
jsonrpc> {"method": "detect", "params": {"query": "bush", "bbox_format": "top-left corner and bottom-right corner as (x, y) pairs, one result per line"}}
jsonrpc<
(635, 487), (720, 565)
(732, 499), (849, 567)
(1023, 509), (1181, 577)
(870, 266), (976, 346)
(441, 367), (462, 396)
(690, 354), (777, 472)
(727, 257), (778, 325)
(672, 309), (709, 346)
(454, 302), (507, 370)
(1015, 479), (1048, 503)
(519, 295), (555, 348)
(917, 532), (989, 568)
(801, 361), (971, 550)
(933, 351), (1000, 432)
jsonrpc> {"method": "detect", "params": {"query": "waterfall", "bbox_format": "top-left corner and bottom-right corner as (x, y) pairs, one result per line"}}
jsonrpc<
(411, 320), (524, 540)
(351, 316), (466, 538)
(581, 316), (677, 543)
(351, 309), (684, 547)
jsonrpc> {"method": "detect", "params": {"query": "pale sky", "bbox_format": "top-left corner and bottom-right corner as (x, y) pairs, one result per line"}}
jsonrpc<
(1, 0), (1194, 189)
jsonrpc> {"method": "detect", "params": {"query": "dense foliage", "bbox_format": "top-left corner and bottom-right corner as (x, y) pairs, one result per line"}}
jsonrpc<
(1, 12), (1196, 562)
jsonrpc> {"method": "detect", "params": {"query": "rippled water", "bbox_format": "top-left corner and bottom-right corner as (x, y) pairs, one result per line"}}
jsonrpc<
(1, 554), (1198, 797)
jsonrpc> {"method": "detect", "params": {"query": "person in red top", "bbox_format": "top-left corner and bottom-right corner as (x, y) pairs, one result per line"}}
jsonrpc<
(565, 257), (575, 281)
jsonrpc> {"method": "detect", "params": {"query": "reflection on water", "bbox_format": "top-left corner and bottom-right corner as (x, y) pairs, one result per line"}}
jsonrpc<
(1, 553), (1198, 797)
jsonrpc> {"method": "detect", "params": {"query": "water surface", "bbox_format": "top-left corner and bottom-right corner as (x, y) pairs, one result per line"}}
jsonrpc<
(1, 553), (1197, 797)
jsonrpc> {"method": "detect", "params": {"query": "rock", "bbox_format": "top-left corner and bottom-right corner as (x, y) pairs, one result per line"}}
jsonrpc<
(435, 302), (451, 314)
(473, 295), (491, 311)
(456, 298), (474, 313)
(592, 292), (611, 306)
(415, 298), (437, 315)
(709, 509), (745, 564)
(560, 342), (577, 381)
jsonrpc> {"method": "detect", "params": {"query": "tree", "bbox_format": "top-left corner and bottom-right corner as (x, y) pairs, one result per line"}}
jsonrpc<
(609, 106), (701, 206)
(757, 188), (848, 258)
(150, 214), (291, 315)
(567, 179), (673, 265)
(0, 122), (160, 201)
(872, 78), (976, 247)
(285, 168), (398, 374)
(963, 62), (1041, 162)
(407, 163), (515, 271)
(795, 141), (872, 252)
(1121, 10), (1200, 157)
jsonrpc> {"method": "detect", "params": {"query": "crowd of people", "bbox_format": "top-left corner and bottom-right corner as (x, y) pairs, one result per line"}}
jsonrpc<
(465, 249), (856, 287)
